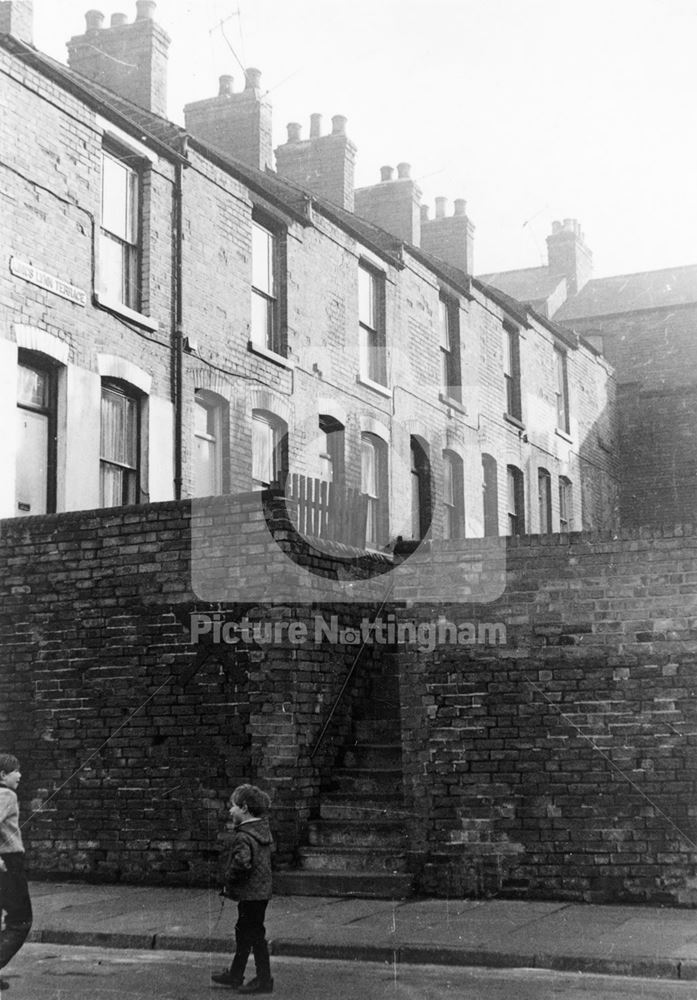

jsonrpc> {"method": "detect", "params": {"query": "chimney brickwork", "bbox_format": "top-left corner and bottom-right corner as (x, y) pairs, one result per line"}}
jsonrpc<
(67, 3), (170, 117)
(184, 71), (273, 171)
(354, 162), (422, 245)
(0, 0), (33, 44)
(420, 197), (475, 276)
(546, 218), (593, 297)
(274, 115), (356, 211)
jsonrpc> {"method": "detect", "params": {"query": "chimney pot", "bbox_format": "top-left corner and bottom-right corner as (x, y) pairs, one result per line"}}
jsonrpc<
(552, 220), (562, 234)
(331, 114), (347, 136)
(420, 204), (430, 222)
(397, 162), (411, 180)
(287, 122), (302, 142)
(110, 11), (128, 25)
(135, 0), (156, 20)
(219, 74), (234, 96)
(85, 9), (104, 31)
(380, 165), (394, 182)
(454, 198), (467, 216)
(435, 196), (447, 219)
(245, 67), (262, 90)
(310, 113), (322, 138)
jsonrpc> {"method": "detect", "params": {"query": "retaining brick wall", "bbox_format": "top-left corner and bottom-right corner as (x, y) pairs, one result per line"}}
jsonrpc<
(3, 498), (697, 903)
(0, 495), (387, 884)
(398, 529), (697, 903)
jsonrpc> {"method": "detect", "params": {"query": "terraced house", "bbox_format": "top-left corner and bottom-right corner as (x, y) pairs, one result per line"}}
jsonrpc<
(0, 1), (617, 544)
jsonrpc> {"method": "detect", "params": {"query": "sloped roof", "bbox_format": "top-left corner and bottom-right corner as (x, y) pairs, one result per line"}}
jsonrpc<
(478, 265), (565, 309)
(556, 264), (697, 320)
(0, 32), (516, 311)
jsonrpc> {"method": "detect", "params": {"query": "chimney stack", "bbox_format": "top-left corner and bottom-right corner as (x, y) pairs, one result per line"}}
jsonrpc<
(274, 113), (357, 211)
(66, 3), (170, 117)
(354, 162), (422, 245)
(546, 218), (592, 296)
(420, 196), (475, 275)
(184, 70), (273, 171)
(0, 1), (33, 44)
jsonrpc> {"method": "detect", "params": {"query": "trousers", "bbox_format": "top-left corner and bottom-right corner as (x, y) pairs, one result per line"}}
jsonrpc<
(0, 853), (33, 970)
(229, 899), (271, 983)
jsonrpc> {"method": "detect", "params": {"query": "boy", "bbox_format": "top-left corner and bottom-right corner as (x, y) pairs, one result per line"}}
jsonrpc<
(0, 754), (32, 992)
(212, 784), (274, 994)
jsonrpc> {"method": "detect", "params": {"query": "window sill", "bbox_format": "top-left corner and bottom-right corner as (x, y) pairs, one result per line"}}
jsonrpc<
(247, 340), (294, 369)
(357, 374), (391, 398)
(504, 412), (525, 431)
(94, 292), (159, 332)
(439, 392), (466, 415)
(555, 427), (573, 443)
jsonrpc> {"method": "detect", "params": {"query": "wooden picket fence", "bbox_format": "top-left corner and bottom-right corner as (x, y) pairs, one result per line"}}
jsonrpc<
(286, 473), (369, 548)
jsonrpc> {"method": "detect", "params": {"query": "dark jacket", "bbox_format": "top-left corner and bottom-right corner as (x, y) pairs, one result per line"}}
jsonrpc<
(222, 818), (273, 900)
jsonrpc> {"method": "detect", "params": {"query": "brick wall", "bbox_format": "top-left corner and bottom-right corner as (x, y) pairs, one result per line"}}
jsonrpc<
(398, 529), (697, 903)
(3, 498), (697, 903)
(0, 496), (386, 883)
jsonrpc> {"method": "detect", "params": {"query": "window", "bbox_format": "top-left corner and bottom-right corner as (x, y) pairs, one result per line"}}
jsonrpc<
(482, 454), (498, 537)
(318, 416), (344, 485)
(16, 357), (56, 515)
(361, 433), (388, 547)
(503, 324), (522, 420)
(554, 347), (570, 433)
(252, 410), (287, 490)
(443, 450), (465, 540)
(100, 146), (140, 310)
(559, 476), (573, 532)
(538, 468), (552, 534)
(194, 391), (225, 497)
(359, 263), (386, 385)
(439, 295), (461, 401)
(100, 381), (140, 507)
(507, 464), (525, 536)
(251, 218), (283, 355)
(410, 437), (431, 541)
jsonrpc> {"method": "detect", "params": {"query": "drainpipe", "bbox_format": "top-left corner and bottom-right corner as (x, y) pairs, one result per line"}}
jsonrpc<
(173, 137), (188, 500)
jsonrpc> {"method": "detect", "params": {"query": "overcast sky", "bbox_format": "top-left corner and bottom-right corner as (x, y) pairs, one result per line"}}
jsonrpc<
(32, 0), (697, 280)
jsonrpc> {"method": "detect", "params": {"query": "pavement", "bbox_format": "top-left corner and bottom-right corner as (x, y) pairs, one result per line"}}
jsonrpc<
(20, 881), (697, 982)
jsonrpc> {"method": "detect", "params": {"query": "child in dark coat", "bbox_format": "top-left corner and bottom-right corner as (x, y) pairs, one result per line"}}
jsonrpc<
(212, 784), (274, 994)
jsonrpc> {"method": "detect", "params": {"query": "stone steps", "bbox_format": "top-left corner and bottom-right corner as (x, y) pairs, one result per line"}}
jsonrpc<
(273, 870), (414, 899)
(319, 794), (407, 821)
(331, 768), (403, 796)
(341, 742), (403, 769)
(297, 845), (410, 873)
(307, 818), (408, 848)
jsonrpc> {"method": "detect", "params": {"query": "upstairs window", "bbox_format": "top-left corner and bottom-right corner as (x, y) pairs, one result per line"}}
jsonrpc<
(503, 323), (522, 421)
(507, 464), (525, 536)
(559, 476), (573, 532)
(16, 356), (57, 516)
(443, 450), (465, 540)
(359, 263), (386, 385)
(439, 295), (461, 402)
(554, 347), (570, 433)
(538, 468), (552, 534)
(252, 410), (287, 490)
(100, 147), (140, 310)
(194, 390), (225, 497)
(251, 218), (282, 355)
(100, 380), (140, 507)
(361, 432), (388, 547)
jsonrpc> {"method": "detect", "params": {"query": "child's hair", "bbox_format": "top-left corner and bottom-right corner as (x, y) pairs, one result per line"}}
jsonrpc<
(231, 784), (271, 817)
(0, 754), (20, 776)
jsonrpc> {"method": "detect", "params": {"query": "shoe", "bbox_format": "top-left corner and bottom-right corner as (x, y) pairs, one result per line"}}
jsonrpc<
(237, 978), (274, 994)
(211, 970), (243, 987)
